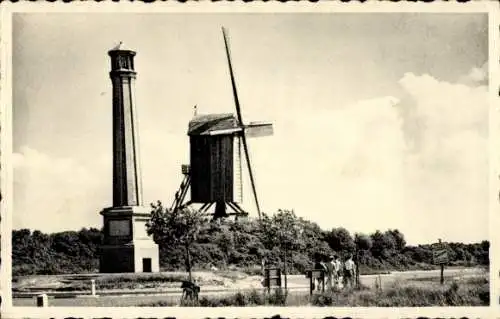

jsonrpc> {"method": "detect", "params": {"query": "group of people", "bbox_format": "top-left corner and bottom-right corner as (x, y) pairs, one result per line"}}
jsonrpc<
(314, 254), (357, 291)
(259, 253), (358, 292)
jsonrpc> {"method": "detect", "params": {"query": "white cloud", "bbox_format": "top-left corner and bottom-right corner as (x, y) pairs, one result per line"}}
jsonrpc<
(396, 68), (488, 244)
(248, 67), (488, 245)
(247, 95), (408, 234)
(458, 61), (488, 86)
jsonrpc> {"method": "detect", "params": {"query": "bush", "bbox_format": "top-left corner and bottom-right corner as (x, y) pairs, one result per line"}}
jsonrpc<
(266, 288), (287, 306)
(247, 289), (265, 305)
(311, 293), (335, 306)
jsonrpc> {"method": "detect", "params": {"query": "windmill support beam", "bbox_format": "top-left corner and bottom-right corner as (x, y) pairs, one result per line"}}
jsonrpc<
(171, 172), (245, 219)
(171, 173), (191, 212)
(227, 202), (248, 216)
(179, 200), (192, 211)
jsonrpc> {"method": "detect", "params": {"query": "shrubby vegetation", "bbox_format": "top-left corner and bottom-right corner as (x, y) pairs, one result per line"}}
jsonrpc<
(12, 208), (489, 276)
(310, 276), (490, 307)
(12, 228), (102, 276)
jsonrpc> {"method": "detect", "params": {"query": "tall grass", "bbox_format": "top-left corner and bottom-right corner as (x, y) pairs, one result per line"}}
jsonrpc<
(140, 288), (293, 307)
(140, 275), (489, 307)
(311, 277), (489, 307)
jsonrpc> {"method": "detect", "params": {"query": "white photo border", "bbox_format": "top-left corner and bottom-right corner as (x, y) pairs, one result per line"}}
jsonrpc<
(1, 2), (499, 318)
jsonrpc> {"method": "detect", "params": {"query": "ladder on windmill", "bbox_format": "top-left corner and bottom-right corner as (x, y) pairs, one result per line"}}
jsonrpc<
(234, 136), (243, 204)
(171, 165), (191, 212)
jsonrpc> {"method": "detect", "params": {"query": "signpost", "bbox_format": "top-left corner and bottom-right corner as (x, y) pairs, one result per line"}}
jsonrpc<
(306, 269), (325, 295)
(433, 239), (449, 285)
(264, 268), (282, 294)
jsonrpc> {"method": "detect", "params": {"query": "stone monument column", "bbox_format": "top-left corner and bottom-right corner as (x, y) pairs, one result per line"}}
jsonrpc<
(99, 44), (159, 273)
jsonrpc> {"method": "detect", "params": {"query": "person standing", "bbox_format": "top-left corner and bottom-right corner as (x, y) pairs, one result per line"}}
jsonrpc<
(325, 255), (335, 291)
(333, 255), (342, 289)
(261, 257), (267, 276)
(344, 254), (356, 289)
(314, 255), (327, 292)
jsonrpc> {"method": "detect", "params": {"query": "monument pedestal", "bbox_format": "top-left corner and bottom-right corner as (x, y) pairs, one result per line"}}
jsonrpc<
(99, 206), (159, 273)
(99, 46), (159, 273)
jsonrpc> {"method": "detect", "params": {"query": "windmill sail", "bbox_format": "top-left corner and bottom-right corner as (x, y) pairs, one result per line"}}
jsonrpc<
(222, 26), (263, 219)
(244, 122), (273, 138)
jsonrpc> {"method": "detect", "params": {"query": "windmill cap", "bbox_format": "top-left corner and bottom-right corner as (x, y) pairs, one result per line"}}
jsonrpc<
(188, 113), (239, 136)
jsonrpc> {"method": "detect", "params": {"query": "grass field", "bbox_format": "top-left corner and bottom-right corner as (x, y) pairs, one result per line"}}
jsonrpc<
(13, 268), (489, 307)
(13, 270), (249, 292)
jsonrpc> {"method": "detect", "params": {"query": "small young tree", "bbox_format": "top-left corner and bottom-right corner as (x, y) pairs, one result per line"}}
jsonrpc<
(260, 209), (304, 289)
(147, 201), (208, 281)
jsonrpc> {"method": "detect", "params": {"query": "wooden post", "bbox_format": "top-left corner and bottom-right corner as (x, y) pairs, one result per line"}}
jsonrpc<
(267, 272), (271, 295)
(440, 264), (444, 285)
(186, 244), (192, 282)
(355, 250), (360, 289)
(284, 246), (288, 291)
(265, 268), (269, 295)
(91, 279), (96, 297)
(439, 238), (444, 285)
(309, 272), (313, 296)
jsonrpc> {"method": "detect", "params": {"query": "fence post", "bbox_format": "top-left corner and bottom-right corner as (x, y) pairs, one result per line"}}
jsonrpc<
(439, 238), (445, 285)
(309, 272), (313, 296)
(91, 279), (96, 297)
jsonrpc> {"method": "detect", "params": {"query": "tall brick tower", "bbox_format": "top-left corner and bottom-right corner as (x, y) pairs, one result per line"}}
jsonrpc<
(99, 43), (159, 273)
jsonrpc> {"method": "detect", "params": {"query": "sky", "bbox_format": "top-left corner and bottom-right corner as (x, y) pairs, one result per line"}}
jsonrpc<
(11, 12), (490, 245)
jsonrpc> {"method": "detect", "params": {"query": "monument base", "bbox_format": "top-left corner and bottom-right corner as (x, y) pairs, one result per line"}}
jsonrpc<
(99, 240), (160, 273)
(99, 206), (160, 273)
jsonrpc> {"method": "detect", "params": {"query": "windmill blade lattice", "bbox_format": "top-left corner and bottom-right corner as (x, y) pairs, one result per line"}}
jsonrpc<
(233, 136), (243, 204)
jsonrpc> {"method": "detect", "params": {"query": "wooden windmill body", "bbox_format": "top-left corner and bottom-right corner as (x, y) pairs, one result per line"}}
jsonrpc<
(171, 28), (273, 219)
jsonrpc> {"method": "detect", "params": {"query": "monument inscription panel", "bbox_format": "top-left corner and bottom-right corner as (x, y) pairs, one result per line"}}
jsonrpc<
(109, 219), (131, 236)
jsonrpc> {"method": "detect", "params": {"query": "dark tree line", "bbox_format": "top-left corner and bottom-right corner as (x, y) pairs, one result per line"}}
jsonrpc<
(12, 208), (489, 276)
(12, 228), (103, 276)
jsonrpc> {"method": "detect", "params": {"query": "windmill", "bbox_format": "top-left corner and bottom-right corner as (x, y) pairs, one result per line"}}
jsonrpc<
(170, 27), (273, 220)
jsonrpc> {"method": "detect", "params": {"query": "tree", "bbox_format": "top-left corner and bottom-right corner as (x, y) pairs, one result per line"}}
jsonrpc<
(324, 227), (355, 256)
(213, 225), (235, 266)
(260, 209), (304, 289)
(11, 212), (490, 277)
(260, 210), (304, 253)
(354, 233), (372, 251)
(387, 229), (406, 251)
(478, 240), (490, 265)
(296, 217), (324, 256)
(370, 230), (396, 259)
(147, 201), (208, 281)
